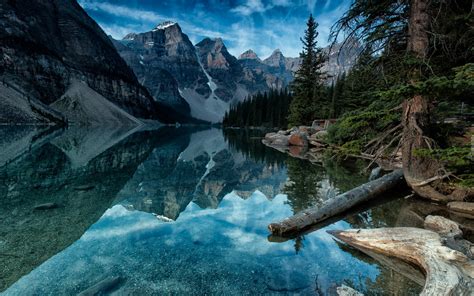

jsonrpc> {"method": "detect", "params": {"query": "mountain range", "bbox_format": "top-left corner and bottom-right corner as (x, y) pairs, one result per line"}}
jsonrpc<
(0, 0), (360, 125)
(113, 21), (360, 122)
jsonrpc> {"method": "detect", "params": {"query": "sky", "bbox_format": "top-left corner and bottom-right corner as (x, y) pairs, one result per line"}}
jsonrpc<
(78, 0), (351, 59)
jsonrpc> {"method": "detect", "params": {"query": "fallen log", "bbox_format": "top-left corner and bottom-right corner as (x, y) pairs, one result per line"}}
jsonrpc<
(448, 202), (474, 216)
(329, 217), (474, 296)
(268, 169), (405, 237)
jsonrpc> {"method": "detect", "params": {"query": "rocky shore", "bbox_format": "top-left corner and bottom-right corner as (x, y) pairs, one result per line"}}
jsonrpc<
(262, 120), (331, 163)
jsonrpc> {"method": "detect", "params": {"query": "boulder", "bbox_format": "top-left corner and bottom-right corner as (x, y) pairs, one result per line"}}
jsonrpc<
(288, 146), (306, 157)
(264, 133), (289, 146)
(289, 132), (308, 147)
(264, 132), (277, 139)
(272, 136), (289, 146)
(287, 127), (298, 134)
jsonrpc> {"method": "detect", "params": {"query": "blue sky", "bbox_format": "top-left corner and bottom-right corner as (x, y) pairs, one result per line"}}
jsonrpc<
(78, 0), (351, 58)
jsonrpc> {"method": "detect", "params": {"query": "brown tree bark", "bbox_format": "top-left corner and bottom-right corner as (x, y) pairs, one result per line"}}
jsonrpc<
(268, 170), (405, 237)
(402, 0), (461, 202)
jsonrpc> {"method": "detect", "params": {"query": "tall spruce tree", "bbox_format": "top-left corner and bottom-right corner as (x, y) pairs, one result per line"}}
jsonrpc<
(331, 0), (473, 201)
(288, 14), (326, 127)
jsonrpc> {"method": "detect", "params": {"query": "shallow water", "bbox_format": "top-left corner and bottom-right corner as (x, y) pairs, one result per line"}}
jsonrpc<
(0, 126), (424, 295)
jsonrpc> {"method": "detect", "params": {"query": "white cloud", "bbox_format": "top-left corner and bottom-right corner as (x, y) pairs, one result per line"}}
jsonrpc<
(231, 0), (266, 16)
(78, 0), (349, 59)
(78, 0), (238, 43)
(78, 0), (165, 23)
(231, 0), (293, 16)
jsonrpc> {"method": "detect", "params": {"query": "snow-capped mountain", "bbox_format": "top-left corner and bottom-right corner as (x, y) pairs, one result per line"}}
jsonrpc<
(114, 22), (360, 123)
(114, 23), (297, 123)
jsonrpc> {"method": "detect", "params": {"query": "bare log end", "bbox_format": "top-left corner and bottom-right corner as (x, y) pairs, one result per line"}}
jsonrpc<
(327, 229), (363, 246)
(267, 169), (405, 237)
(268, 223), (282, 236)
(448, 202), (474, 216)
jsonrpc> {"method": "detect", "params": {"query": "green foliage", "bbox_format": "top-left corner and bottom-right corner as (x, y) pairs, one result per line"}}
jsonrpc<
(327, 97), (402, 148)
(288, 14), (327, 127)
(378, 64), (474, 102)
(223, 89), (292, 128)
(414, 146), (474, 188)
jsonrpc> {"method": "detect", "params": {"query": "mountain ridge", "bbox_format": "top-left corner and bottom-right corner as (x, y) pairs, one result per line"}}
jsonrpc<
(115, 22), (360, 122)
(0, 0), (168, 124)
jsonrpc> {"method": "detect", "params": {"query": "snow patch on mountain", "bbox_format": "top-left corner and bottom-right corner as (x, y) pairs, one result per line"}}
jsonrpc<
(153, 21), (177, 31)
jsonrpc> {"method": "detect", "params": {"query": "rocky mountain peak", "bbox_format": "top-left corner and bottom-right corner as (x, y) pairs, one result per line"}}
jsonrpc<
(123, 33), (138, 41)
(196, 38), (236, 69)
(153, 21), (178, 31)
(239, 49), (260, 61)
(263, 49), (286, 67)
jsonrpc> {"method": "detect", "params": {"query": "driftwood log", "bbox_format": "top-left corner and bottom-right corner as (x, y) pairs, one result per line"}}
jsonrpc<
(329, 216), (474, 296)
(268, 169), (405, 237)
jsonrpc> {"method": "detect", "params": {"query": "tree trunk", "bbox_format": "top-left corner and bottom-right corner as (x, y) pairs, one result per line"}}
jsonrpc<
(402, 0), (457, 202)
(268, 170), (405, 237)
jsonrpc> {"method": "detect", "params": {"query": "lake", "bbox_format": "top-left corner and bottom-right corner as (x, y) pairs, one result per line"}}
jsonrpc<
(0, 126), (423, 295)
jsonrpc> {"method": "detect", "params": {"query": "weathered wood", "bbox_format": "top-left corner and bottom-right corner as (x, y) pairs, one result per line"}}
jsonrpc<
(329, 222), (474, 295)
(336, 285), (364, 296)
(424, 215), (463, 238)
(268, 169), (405, 236)
(448, 202), (474, 216)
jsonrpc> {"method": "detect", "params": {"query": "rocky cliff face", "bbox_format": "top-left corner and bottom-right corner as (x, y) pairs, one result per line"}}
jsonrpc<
(0, 0), (165, 124)
(195, 38), (244, 102)
(113, 22), (211, 119)
(321, 39), (361, 80)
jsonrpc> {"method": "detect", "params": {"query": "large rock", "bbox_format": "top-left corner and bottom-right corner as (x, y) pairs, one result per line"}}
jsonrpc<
(289, 132), (308, 147)
(112, 22), (206, 121)
(264, 133), (289, 146)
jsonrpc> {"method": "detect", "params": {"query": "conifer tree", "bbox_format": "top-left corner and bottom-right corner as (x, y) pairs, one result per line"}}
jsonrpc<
(287, 14), (326, 127)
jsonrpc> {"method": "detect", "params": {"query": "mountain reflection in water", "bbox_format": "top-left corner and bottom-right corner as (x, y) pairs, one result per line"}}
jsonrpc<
(1, 126), (422, 295)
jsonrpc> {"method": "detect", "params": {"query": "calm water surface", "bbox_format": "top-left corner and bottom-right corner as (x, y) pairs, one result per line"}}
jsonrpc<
(0, 126), (423, 295)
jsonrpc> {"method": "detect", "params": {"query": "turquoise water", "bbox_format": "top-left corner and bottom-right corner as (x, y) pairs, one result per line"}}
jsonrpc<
(0, 126), (422, 295)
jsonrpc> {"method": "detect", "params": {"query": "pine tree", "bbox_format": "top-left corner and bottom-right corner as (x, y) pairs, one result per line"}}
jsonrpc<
(287, 14), (326, 127)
